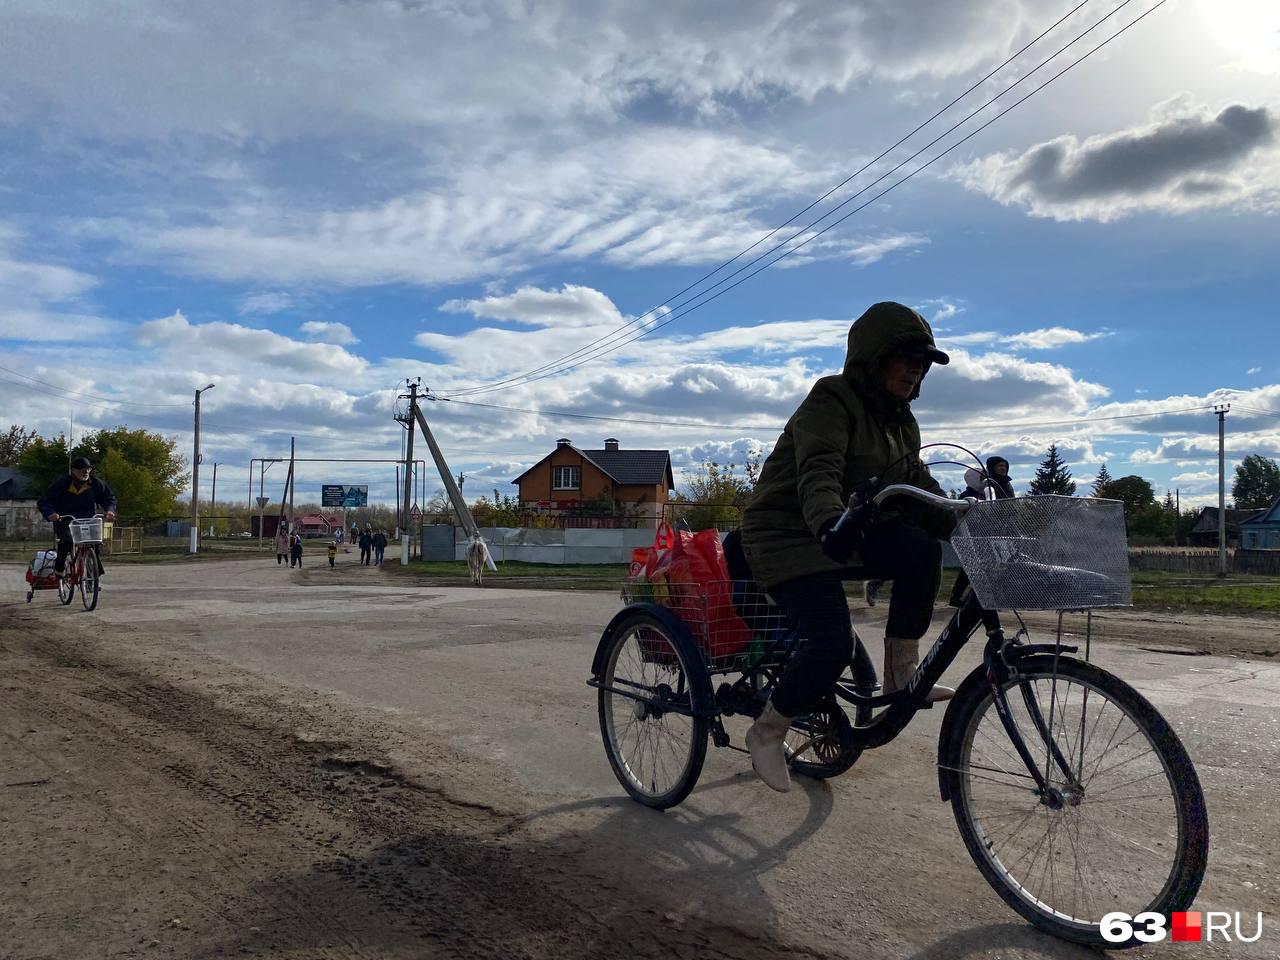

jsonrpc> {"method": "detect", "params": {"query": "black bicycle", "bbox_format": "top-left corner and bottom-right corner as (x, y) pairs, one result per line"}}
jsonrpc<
(589, 485), (1208, 949)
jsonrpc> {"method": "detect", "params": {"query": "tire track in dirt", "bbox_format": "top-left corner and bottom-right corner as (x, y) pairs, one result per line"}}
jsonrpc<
(2, 617), (830, 959)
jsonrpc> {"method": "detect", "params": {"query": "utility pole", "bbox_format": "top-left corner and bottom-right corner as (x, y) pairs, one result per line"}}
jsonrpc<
(191, 383), (215, 553)
(413, 401), (495, 571)
(209, 462), (218, 537)
(1215, 403), (1230, 577)
(399, 379), (419, 565)
(288, 437), (296, 533)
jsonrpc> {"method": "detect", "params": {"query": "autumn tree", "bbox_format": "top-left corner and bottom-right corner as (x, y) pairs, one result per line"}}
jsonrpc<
(0, 424), (37, 466)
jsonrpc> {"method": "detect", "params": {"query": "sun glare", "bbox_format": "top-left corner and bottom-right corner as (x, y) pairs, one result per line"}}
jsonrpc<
(1201, 0), (1280, 72)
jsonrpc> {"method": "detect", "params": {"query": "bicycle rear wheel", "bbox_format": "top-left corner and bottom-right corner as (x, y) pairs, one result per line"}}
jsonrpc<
(79, 549), (100, 611)
(945, 657), (1207, 948)
(597, 611), (709, 809)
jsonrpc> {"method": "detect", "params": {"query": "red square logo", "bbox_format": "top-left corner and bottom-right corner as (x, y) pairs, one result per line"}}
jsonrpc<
(1172, 912), (1202, 942)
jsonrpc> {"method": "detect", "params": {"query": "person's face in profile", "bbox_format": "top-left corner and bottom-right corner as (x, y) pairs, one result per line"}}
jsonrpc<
(882, 352), (924, 401)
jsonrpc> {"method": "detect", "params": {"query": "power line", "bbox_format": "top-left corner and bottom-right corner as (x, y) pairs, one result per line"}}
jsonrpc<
(432, 393), (1212, 434)
(441, 0), (1165, 400)
(436, 0), (1099, 400)
(0, 363), (191, 408)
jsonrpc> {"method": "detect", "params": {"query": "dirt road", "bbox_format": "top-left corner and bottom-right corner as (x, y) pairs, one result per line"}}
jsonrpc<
(2, 559), (1277, 959)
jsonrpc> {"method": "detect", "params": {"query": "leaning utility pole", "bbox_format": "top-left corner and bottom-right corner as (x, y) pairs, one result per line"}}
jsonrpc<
(209, 462), (218, 537)
(413, 399), (495, 571)
(1215, 403), (1230, 577)
(399, 379), (419, 565)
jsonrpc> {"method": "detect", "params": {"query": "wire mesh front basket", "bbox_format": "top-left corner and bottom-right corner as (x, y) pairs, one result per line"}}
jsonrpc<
(68, 517), (104, 545)
(621, 579), (794, 673)
(951, 495), (1131, 610)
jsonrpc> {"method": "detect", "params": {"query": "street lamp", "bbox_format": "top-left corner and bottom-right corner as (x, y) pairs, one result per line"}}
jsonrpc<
(191, 383), (215, 553)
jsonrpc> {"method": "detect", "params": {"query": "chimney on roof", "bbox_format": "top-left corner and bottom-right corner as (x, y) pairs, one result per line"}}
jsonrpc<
(556, 437), (572, 448)
(604, 438), (619, 451)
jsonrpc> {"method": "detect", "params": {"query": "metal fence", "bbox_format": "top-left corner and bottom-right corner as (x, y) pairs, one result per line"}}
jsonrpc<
(103, 525), (142, 555)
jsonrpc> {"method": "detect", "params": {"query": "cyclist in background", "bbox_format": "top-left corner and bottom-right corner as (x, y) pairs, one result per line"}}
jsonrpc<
(38, 456), (117, 578)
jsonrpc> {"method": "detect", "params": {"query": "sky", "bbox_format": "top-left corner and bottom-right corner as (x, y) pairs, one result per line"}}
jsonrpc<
(1, 0), (1278, 513)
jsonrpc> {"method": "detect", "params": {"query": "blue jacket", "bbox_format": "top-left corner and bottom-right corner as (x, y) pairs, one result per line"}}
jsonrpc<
(39, 473), (118, 521)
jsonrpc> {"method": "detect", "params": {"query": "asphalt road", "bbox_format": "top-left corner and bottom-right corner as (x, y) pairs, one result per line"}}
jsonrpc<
(3, 557), (1277, 958)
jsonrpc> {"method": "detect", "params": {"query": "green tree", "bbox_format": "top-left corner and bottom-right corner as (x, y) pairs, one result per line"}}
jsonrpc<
(1097, 474), (1162, 535)
(1232, 454), (1280, 508)
(0, 424), (38, 466)
(1027, 444), (1077, 496)
(17, 426), (188, 520)
(1091, 462), (1113, 496)
(15, 433), (71, 495)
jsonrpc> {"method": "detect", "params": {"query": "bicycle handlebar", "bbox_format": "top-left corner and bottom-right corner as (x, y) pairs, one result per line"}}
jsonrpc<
(872, 484), (974, 511)
(831, 482), (973, 533)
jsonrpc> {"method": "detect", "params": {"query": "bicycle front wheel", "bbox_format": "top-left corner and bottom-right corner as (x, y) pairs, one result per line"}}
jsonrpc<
(79, 549), (100, 611)
(946, 657), (1207, 948)
(597, 611), (709, 810)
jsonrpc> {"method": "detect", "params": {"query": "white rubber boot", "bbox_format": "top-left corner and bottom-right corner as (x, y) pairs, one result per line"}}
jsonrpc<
(745, 701), (793, 792)
(883, 636), (954, 702)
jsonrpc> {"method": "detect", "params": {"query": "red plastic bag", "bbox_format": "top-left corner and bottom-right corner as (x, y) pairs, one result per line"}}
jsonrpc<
(645, 527), (751, 659)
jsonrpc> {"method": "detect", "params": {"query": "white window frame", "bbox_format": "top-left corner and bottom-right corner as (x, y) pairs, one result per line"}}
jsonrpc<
(553, 465), (581, 491)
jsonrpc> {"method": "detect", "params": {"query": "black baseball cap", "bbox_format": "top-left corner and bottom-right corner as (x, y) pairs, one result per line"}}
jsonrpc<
(71, 456), (92, 469)
(901, 341), (951, 366)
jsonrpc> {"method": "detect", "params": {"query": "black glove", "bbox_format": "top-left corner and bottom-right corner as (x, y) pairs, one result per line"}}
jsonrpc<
(817, 514), (864, 564)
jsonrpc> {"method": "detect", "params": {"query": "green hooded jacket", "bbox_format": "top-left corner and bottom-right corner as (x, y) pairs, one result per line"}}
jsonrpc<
(740, 301), (950, 589)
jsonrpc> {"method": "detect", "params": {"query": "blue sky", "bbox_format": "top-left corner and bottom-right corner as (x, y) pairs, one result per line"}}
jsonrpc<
(1, 0), (1277, 510)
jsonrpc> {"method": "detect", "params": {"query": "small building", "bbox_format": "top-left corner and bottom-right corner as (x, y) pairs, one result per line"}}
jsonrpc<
(298, 513), (341, 538)
(1240, 496), (1280, 550)
(512, 438), (673, 528)
(0, 467), (43, 539)
(1186, 506), (1262, 548)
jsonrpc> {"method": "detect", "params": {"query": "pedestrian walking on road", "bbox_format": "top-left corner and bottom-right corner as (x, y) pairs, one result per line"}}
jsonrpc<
(290, 532), (304, 568)
(359, 529), (373, 565)
(373, 529), (387, 565)
(274, 525), (290, 565)
(327, 540), (338, 568)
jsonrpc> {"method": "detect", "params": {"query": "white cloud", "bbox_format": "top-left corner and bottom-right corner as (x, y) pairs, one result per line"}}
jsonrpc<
(299, 321), (358, 345)
(1247, 366), (1262, 375)
(135, 310), (367, 379)
(237, 292), (293, 315)
(1005, 328), (1110, 350)
(937, 327), (1108, 350)
(960, 96), (1280, 221)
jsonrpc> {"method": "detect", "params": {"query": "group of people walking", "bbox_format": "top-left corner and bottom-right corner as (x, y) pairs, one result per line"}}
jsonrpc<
(272, 523), (389, 567)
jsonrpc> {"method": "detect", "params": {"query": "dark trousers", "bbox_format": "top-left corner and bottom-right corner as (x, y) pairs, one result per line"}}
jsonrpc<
(277, 552), (285, 565)
(360, 546), (371, 564)
(374, 546), (384, 564)
(290, 548), (302, 567)
(769, 517), (941, 718)
(53, 518), (73, 571)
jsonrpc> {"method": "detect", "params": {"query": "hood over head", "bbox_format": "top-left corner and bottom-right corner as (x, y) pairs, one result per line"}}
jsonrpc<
(843, 301), (949, 405)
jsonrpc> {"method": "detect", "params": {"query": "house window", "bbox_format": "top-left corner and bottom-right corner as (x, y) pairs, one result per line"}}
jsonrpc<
(553, 465), (581, 490)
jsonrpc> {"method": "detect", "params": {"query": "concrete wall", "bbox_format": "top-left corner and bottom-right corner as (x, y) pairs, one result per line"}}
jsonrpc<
(448, 525), (963, 568)
(455, 526), (658, 564)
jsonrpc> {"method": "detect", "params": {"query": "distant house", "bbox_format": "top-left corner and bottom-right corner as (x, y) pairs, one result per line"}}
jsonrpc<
(1187, 505), (1262, 548)
(0, 467), (43, 539)
(1240, 497), (1280, 550)
(297, 513), (341, 538)
(512, 438), (674, 528)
